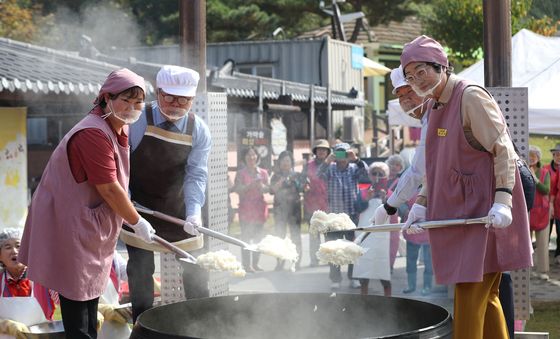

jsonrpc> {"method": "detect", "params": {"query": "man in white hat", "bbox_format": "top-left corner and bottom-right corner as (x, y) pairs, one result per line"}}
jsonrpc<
(124, 65), (211, 322)
(374, 66), (429, 225)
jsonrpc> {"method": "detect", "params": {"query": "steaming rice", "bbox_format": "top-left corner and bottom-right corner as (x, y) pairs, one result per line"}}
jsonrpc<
(316, 239), (365, 266)
(309, 211), (356, 234)
(256, 235), (299, 264)
(196, 250), (246, 277)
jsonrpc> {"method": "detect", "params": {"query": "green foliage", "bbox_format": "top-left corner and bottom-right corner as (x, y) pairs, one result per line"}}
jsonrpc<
(529, 0), (560, 21)
(530, 135), (560, 165)
(341, 0), (419, 27)
(524, 301), (560, 338)
(419, 0), (559, 67)
(0, 0), (41, 42)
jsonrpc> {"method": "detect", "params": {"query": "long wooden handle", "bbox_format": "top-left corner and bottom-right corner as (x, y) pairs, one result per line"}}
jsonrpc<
(151, 234), (197, 263)
(134, 202), (257, 251)
(354, 216), (490, 233)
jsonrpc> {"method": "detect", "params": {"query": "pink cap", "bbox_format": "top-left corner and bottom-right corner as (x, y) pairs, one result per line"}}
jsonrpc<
(400, 35), (448, 69)
(94, 68), (146, 104)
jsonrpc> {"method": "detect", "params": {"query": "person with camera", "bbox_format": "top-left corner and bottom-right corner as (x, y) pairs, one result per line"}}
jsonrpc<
(302, 139), (331, 267)
(318, 143), (368, 289)
(270, 151), (304, 270)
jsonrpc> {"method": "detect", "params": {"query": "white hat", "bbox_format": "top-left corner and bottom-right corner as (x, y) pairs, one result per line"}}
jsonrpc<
(390, 65), (408, 95)
(0, 228), (22, 247)
(156, 65), (199, 97)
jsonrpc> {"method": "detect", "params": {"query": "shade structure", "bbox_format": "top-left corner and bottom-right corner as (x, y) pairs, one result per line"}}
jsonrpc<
(363, 57), (391, 77)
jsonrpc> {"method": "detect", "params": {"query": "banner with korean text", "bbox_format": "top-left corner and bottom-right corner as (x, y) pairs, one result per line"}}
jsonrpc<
(0, 107), (27, 229)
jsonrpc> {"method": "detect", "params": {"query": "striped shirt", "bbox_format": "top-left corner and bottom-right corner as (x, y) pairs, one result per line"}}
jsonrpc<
(319, 160), (367, 216)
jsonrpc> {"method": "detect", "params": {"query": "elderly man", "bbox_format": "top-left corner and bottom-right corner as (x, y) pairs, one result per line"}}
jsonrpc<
(122, 65), (212, 322)
(398, 36), (532, 339)
(319, 142), (368, 289)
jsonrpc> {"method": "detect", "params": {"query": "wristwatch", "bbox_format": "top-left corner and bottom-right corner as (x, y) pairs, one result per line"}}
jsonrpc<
(383, 202), (397, 215)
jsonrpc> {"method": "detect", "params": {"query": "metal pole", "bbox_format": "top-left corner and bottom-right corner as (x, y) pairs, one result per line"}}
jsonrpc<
(331, 0), (346, 42)
(179, 0), (207, 92)
(482, 0), (512, 87)
(309, 85), (315, 145)
(257, 79), (264, 128)
(327, 84), (332, 141)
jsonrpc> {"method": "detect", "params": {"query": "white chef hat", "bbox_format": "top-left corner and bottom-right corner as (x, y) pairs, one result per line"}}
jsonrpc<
(156, 65), (199, 97)
(390, 65), (408, 95)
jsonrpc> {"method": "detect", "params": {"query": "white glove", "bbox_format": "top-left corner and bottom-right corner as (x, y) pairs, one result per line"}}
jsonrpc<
(184, 215), (201, 236)
(486, 203), (513, 228)
(129, 216), (155, 243)
(402, 203), (426, 234)
(372, 204), (390, 225)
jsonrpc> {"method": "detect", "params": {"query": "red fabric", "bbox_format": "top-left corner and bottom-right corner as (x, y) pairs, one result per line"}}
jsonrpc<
(530, 167), (550, 231)
(109, 263), (120, 299)
(67, 110), (128, 185)
(4, 276), (31, 297)
(544, 163), (560, 219)
(303, 160), (329, 213)
(236, 167), (269, 224)
(409, 127), (421, 141)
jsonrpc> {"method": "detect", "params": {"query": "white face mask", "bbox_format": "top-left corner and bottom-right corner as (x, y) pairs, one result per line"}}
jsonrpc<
(412, 72), (443, 98)
(101, 100), (142, 125)
(158, 98), (189, 122)
(404, 98), (430, 118)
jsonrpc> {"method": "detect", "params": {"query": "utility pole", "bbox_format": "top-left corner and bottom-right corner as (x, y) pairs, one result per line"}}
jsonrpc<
(482, 0), (512, 87)
(179, 0), (207, 92)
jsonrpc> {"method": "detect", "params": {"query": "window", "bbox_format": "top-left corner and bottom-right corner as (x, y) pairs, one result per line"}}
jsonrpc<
(27, 118), (47, 145)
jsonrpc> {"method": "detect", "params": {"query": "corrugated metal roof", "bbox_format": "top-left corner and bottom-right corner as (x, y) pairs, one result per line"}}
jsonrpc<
(0, 38), (155, 96)
(213, 71), (364, 108)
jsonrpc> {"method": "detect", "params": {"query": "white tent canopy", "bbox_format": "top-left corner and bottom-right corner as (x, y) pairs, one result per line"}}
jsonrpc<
(387, 29), (560, 135)
(460, 29), (560, 135)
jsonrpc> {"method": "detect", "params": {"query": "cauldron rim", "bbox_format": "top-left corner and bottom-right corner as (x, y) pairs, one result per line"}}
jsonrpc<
(133, 292), (452, 339)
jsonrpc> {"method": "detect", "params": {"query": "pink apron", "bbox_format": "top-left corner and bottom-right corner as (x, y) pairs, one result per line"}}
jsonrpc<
(425, 80), (532, 284)
(19, 114), (129, 301)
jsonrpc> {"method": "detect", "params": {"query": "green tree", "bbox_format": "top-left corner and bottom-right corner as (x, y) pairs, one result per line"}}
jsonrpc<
(0, 0), (42, 42)
(420, 0), (558, 67)
(529, 0), (560, 20)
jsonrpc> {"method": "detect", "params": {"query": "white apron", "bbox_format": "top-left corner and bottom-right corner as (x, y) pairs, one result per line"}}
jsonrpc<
(352, 198), (391, 281)
(0, 274), (47, 326)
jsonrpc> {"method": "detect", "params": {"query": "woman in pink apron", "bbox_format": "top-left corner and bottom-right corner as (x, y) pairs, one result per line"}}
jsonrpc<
(528, 146), (551, 280)
(0, 228), (56, 338)
(18, 69), (154, 339)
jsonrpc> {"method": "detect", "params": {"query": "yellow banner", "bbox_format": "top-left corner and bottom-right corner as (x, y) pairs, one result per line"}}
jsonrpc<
(0, 107), (27, 228)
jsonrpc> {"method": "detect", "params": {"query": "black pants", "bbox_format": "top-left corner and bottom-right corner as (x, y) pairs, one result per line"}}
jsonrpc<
(59, 294), (99, 339)
(325, 230), (355, 282)
(126, 245), (210, 322)
(499, 272), (514, 339)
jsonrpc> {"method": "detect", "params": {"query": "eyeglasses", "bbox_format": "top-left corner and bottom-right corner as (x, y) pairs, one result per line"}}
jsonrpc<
(369, 172), (385, 177)
(159, 90), (193, 105)
(405, 64), (431, 84)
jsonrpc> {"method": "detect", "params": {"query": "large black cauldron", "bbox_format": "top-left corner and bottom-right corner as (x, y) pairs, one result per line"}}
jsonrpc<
(130, 293), (452, 339)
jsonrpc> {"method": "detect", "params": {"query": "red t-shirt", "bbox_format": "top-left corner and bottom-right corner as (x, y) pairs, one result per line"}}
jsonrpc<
(67, 111), (128, 185)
